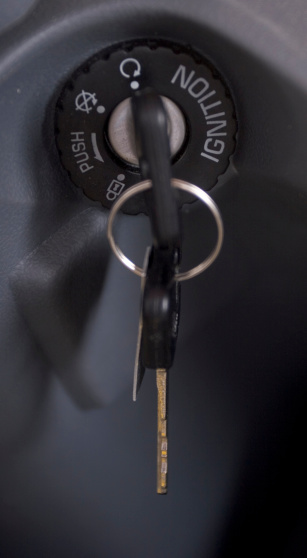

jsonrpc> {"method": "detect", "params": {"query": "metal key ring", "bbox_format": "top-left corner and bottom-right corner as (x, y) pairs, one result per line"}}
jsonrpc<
(107, 178), (224, 282)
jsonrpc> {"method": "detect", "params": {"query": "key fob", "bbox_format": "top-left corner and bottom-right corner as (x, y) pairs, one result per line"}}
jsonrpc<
(141, 247), (181, 370)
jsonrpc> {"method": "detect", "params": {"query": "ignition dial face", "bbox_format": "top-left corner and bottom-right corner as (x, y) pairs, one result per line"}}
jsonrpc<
(55, 39), (237, 214)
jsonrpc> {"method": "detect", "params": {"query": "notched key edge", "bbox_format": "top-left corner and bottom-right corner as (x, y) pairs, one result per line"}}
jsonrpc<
(157, 368), (168, 494)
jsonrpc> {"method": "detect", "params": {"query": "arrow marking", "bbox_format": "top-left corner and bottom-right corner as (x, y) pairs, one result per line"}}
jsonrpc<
(120, 58), (142, 79)
(91, 133), (104, 163)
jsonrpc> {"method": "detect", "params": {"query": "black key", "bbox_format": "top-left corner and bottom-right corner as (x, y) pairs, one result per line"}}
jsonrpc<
(131, 88), (181, 494)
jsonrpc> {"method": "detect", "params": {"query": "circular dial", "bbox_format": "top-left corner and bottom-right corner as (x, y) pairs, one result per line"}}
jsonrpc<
(55, 39), (237, 214)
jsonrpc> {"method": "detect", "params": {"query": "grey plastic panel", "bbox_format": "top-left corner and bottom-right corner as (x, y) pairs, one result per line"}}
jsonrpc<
(0, 0), (37, 34)
(0, 0), (306, 556)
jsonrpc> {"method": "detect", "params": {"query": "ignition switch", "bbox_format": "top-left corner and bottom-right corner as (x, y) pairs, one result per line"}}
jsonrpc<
(55, 39), (236, 214)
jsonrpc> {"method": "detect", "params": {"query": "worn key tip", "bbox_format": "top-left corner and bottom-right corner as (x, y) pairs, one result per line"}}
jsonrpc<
(157, 438), (168, 494)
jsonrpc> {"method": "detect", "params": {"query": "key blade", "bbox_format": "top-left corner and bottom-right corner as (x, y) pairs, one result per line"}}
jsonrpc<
(133, 247), (151, 401)
(156, 368), (168, 494)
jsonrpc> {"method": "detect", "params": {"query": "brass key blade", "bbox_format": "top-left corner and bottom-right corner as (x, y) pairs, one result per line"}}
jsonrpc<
(156, 368), (168, 494)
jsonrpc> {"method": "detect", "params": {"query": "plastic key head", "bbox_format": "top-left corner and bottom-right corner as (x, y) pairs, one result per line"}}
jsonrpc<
(141, 246), (180, 371)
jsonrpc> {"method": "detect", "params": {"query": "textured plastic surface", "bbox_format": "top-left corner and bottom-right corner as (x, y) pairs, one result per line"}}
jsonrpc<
(55, 40), (236, 213)
(0, 0), (307, 557)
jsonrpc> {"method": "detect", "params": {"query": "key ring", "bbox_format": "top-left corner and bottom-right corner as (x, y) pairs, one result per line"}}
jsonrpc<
(107, 178), (224, 282)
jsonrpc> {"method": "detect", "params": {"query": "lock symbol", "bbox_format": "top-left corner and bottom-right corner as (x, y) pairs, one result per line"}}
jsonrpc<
(106, 174), (126, 201)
